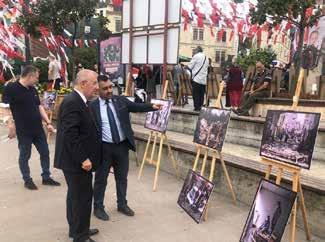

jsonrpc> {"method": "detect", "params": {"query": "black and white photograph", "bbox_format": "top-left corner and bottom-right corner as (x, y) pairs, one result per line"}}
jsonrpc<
(42, 91), (57, 111)
(193, 108), (231, 151)
(260, 110), (320, 169)
(240, 179), (297, 242)
(144, 99), (172, 133)
(177, 169), (214, 223)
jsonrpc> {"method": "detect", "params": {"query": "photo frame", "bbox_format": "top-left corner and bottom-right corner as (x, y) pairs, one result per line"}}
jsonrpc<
(260, 110), (320, 169)
(177, 169), (214, 223)
(42, 91), (57, 111)
(144, 99), (172, 133)
(193, 107), (231, 151)
(240, 179), (297, 242)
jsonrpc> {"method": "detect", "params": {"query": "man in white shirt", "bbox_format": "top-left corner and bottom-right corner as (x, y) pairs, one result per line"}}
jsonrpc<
(187, 46), (209, 111)
(48, 55), (62, 90)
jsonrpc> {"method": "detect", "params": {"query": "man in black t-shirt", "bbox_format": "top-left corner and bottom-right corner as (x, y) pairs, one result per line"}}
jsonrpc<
(234, 61), (271, 116)
(2, 65), (60, 190)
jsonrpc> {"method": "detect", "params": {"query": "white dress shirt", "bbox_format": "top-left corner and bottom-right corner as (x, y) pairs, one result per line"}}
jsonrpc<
(74, 88), (87, 104)
(99, 97), (126, 143)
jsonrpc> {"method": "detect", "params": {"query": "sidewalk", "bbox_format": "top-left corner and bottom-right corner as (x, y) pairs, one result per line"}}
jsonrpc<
(0, 126), (323, 242)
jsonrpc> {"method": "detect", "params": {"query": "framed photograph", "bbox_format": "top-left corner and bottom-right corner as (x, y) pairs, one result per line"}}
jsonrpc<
(240, 179), (297, 242)
(144, 99), (172, 133)
(42, 91), (57, 111)
(260, 110), (320, 169)
(193, 107), (231, 151)
(177, 169), (214, 223)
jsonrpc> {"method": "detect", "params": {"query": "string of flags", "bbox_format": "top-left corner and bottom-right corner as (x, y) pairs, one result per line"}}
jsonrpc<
(181, 0), (319, 49)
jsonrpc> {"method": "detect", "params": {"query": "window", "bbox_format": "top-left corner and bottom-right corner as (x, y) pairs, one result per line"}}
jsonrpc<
(193, 28), (204, 41)
(217, 31), (227, 42)
(115, 19), (122, 32)
(222, 31), (227, 42)
(215, 50), (226, 64)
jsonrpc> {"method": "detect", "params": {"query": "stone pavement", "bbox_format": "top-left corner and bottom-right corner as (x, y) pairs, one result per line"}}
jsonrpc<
(0, 126), (323, 242)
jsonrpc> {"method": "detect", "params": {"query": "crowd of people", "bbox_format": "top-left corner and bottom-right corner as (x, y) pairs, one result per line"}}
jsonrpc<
(2, 65), (161, 242)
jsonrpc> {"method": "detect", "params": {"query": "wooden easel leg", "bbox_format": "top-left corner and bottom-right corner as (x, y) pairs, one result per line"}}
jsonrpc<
(165, 135), (179, 178)
(203, 151), (217, 221)
(275, 168), (283, 185)
(193, 146), (201, 172)
(290, 173), (299, 242)
(138, 131), (153, 180)
(153, 134), (165, 192)
(265, 164), (272, 180)
(200, 149), (209, 176)
(149, 132), (158, 164)
(220, 153), (236, 204)
(298, 177), (311, 241)
(47, 112), (53, 143)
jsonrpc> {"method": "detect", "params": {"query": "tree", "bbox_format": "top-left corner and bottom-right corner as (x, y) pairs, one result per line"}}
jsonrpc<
(250, 0), (323, 94)
(19, 0), (98, 80)
(237, 48), (277, 72)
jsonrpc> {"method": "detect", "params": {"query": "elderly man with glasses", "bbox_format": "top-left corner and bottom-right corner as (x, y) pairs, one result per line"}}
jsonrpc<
(234, 61), (272, 116)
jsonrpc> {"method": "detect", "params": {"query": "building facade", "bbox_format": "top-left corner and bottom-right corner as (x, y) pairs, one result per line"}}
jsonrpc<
(179, 24), (239, 66)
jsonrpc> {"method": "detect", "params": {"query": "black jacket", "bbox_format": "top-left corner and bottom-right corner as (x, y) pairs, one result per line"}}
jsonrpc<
(89, 95), (155, 151)
(54, 91), (102, 173)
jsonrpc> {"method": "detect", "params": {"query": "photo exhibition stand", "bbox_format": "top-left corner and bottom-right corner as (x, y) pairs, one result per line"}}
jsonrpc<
(138, 80), (179, 191)
(192, 82), (237, 221)
(260, 68), (311, 242)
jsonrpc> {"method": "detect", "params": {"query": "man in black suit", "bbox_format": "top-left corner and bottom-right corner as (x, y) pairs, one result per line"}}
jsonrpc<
(90, 75), (160, 221)
(54, 70), (101, 242)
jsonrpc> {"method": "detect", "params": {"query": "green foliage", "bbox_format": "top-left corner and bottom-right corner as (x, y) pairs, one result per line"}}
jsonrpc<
(250, 0), (322, 28)
(35, 82), (48, 95)
(57, 86), (73, 95)
(237, 48), (277, 71)
(33, 59), (49, 83)
(73, 47), (98, 70)
(19, 0), (98, 37)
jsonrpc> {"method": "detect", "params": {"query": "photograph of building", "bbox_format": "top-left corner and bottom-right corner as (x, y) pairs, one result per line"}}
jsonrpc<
(177, 169), (214, 223)
(260, 110), (320, 169)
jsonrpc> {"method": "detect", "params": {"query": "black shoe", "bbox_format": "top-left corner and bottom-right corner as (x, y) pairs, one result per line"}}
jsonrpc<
(42, 177), (61, 186)
(94, 208), (109, 221)
(83, 238), (96, 242)
(118, 205), (135, 216)
(69, 228), (99, 238)
(24, 180), (38, 190)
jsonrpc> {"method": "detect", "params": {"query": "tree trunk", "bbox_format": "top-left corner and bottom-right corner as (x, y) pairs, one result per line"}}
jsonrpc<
(71, 21), (78, 82)
(290, 7), (307, 96)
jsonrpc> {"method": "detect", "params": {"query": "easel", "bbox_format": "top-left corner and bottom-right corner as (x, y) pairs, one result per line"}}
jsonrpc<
(261, 68), (311, 242)
(138, 80), (179, 191)
(192, 82), (236, 221)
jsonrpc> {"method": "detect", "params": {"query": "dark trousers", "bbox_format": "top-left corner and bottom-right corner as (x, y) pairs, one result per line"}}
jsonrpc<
(63, 171), (93, 242)
(192, 81), (206, 111)
(239, 90), (269, 114)
(93, 141), (129, 209)
(17, 131), (50, 182)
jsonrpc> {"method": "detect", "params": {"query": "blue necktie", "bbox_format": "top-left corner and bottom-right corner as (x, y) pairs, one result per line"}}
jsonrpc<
(105, 100), (120, 143)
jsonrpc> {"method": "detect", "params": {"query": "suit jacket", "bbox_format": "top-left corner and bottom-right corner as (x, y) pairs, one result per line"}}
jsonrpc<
(90, 95), (155, 151)
(54, 91), (102, 173)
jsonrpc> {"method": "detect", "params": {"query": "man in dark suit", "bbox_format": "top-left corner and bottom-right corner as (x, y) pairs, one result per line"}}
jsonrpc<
(90, 75), (160, 221)
(54, 70), (101, 242)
